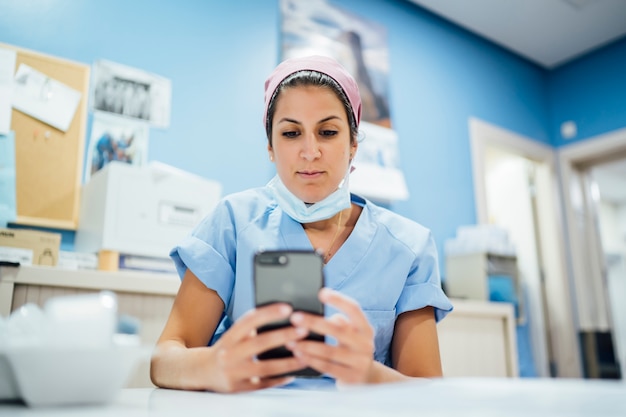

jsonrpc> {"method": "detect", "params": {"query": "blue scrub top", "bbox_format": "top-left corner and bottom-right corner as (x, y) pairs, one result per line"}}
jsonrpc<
(171, 186), (453, 367)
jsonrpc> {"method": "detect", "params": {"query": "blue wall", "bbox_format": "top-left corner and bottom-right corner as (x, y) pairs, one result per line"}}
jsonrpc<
(548, 37), (626, 146)
(1, 0), (625, 272)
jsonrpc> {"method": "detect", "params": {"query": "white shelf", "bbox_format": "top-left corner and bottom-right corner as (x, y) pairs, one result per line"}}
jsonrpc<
(0, 265), (180, 317)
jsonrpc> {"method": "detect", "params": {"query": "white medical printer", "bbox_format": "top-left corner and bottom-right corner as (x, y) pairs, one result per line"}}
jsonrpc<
(75, 161), (222, 259)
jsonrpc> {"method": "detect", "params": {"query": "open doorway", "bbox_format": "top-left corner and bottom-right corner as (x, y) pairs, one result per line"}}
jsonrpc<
(559, 128), (626, 379)
(590, 159), (626, 379)
(470, 117), (581, 378)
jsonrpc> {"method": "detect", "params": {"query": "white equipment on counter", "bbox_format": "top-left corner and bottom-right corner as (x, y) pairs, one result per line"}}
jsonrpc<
(75, 161), (221, 259)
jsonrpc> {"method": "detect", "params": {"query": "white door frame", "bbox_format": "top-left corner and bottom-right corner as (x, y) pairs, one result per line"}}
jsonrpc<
(558, 127), (626, 342)
(470, 117), (582, 377)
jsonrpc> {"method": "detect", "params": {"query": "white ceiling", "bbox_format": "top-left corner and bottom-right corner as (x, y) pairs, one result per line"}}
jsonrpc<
(408, 0), (626, 204)
(408, 0), (626, 68)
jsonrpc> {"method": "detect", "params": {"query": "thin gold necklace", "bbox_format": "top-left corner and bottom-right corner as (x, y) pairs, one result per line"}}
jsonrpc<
(323, 210), (343, 263)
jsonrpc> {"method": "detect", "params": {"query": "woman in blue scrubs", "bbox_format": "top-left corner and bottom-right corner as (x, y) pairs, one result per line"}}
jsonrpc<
(150, 55), (453, 393)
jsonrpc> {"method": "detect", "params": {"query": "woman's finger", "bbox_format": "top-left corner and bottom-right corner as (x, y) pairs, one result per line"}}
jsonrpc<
(319, 288), (372, 331)
(222, 352), (306, 385)
(289, 338), (374, 384)
(226, 325), (309, 363)
(290, 312), (371, 354)
(289, 337), (365, 370)
(289, 347), (363, 384)
(243, 376), (296, 392)
(218, 303), (293, 346)
(248, 356), (308, 379)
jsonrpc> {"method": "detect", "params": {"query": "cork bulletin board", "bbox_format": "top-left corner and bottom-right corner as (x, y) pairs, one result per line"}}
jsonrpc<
(1, 43), (89, 230)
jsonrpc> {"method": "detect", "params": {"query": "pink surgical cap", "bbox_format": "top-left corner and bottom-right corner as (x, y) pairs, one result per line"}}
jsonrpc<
(263, 55), (362, 130)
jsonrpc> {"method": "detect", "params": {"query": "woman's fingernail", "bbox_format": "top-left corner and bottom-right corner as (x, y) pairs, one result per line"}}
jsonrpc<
(291, 312), (304, 323)
(319, 287), (332, 300)
(295, 327), (308, 337)
(279, 304), (292, 315)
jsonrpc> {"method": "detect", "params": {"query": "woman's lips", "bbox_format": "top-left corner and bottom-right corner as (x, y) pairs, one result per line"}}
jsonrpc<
(297, 170), (323, 179)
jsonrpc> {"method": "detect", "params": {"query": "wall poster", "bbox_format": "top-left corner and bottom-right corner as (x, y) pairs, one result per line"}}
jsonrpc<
(280, 0), (408, 201)
(90, 59), (171, 129)
(85, 112), (149, 182)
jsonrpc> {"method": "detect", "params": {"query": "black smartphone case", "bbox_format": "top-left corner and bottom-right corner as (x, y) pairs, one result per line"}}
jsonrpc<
(253, 250), (325, 377)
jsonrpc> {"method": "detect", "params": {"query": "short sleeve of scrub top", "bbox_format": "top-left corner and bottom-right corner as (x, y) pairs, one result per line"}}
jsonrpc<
(170, 197), (238, 308)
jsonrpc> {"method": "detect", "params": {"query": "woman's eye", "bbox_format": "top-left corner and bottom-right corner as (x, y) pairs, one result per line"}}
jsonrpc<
(320, 130), (338, 137)
(282, 131), (300, 138)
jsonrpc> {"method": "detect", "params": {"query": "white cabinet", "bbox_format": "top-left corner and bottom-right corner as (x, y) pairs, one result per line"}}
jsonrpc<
(0, 265), (179, 388)
(438, 299), (518, 377)
(442, 252), (520, 377)
(1, 266), (518, 384)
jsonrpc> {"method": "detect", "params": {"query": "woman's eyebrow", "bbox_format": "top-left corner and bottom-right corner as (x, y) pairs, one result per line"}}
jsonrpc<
(277, 117), (301, 124)
(277, 115), (342, 125)
(318, 115), (341, 123)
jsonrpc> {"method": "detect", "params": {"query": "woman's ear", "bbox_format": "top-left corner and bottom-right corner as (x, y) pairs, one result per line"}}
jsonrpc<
(267, 144), (274, 162)
(349, 141), (358, 162)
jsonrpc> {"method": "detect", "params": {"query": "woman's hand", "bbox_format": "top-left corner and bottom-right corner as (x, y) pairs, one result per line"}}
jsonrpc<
(206, 303), (309, 392)
(286, 288), (375, 384)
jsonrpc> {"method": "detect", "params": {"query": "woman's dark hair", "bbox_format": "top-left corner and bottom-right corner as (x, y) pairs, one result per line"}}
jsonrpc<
(265, 70), (358, 146)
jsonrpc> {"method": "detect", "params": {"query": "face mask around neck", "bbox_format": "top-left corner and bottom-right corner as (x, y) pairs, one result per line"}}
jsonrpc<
(267, 170), (351, 224)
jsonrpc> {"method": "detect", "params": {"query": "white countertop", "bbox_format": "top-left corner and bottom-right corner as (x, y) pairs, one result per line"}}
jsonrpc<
(1, 377), (625, 416)
(0, 265), (180, 296)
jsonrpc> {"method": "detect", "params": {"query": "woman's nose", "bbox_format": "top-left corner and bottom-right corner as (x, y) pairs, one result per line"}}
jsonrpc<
(300, 134), (321, 161)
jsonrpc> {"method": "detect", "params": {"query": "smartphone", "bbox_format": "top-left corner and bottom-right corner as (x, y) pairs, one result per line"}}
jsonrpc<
(253, 250), (325, 377)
